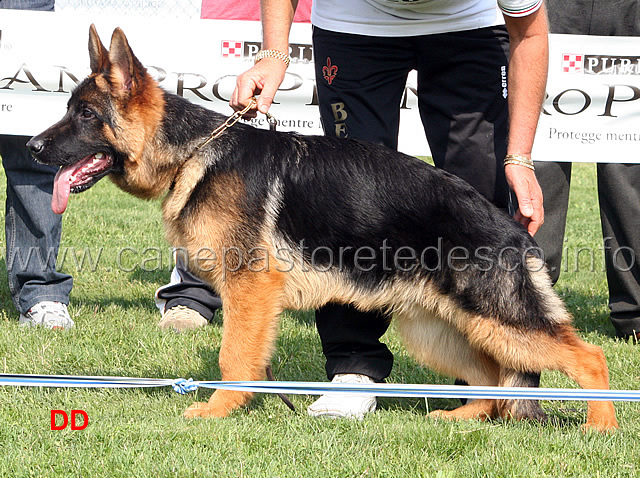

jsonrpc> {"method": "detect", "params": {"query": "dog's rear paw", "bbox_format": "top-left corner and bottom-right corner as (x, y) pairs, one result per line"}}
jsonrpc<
(582, 416), (619, 434)
(428, 408), (489, 421)
(183, 402), (230, 419)
(428, 400), (497, 421)
(428, 409), (456, 420)
(499, 399), (548, 422)
(582, 402), (618, 433)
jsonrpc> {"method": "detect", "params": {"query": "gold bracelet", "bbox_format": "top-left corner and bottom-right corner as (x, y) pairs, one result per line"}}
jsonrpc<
(504, 154), (535, 171)
(254, 49), (291, 67)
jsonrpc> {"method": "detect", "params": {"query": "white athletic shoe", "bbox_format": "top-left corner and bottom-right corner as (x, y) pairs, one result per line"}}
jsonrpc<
(158, 305), (208, 331)
(19, 301), (74, 330)
(307, 373), (377, 419)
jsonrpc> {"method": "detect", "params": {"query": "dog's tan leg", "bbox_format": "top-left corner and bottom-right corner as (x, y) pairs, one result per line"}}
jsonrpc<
(516, 330), (617, 432)
(394, 307), (501, 421)
(184, 269), (285, 419)
(466, 318), (618, 432)
(554, 333), (618, 432)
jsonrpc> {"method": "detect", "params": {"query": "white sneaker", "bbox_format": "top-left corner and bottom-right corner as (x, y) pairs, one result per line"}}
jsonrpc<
(19, 301), (74, 330)
(307, 373), (377, 419)
(158, 305), (208, 331)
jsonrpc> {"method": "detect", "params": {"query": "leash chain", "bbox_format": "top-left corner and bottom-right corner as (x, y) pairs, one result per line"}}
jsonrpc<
(196, 98), (277, 152)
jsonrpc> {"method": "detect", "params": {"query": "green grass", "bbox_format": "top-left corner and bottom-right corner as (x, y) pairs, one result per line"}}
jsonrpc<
(0, 163), (638, 477)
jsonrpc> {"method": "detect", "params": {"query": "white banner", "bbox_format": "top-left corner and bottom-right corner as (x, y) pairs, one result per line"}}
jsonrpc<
(1, 10), (639, 162)
(0, 10), (429, 156)
(533, 34), (640, 163)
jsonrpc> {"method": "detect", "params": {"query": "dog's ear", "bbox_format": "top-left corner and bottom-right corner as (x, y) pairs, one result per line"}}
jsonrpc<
(107, 27), (147, 94)
(88, 24), (110, 74)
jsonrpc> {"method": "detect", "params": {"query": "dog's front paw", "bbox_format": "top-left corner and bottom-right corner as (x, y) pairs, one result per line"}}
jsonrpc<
(183, 389), (252, 418)
(183, 401), (230, 419)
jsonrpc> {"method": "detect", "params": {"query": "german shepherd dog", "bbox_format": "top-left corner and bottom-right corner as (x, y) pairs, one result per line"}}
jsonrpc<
(28, 26), (617, 431)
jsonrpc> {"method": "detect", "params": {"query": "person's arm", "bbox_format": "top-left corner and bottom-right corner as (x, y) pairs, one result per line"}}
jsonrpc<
(503, 3), (549, 235)
(230, 0), (298, 116)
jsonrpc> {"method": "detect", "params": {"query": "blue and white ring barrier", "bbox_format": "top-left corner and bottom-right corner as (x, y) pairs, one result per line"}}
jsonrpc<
(1, 373), (639, 401)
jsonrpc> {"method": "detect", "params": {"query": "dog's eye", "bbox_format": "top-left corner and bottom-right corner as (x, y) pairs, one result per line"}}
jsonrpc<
(81, 108), (95, 119)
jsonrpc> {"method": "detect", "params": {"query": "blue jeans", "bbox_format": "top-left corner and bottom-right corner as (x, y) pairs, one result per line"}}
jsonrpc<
(0, 0), (54, 11)
(1, 135), (73, 314)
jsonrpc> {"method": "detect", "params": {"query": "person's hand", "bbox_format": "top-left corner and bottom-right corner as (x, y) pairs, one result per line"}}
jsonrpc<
(505, 163), (544, 236)
(230, 58), (288, 118)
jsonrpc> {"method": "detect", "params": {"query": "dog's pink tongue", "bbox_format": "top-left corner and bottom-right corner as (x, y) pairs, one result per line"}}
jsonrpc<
(52, 166), (74, 214)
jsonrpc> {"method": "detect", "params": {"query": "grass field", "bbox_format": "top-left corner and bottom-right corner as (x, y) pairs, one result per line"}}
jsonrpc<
(0, 162), (638, 477)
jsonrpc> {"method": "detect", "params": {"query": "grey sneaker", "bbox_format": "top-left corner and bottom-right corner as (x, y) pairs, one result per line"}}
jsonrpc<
(158, 305), (208, 331)
(307, 373), (377, 419)
(19, 301), (74, 330)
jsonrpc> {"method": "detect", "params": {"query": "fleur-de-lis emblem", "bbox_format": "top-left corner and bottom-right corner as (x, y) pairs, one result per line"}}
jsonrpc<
(322, 57), (338, 85)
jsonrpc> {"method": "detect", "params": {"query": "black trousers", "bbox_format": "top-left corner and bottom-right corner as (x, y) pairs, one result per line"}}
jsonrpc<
(162, 25), (513, 381)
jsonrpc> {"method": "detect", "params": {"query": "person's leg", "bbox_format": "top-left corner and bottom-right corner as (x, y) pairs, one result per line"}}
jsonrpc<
(155, 253), (222, 330)
(314, 303), (393, 382)
(597, 163), (640, 339)
(0, 0), (54, 12)
(1, 134), (73, 328)
(313, 28), (414, 150)
(533, 161), (572, 284)
(306, 28), (415, 417)
(312, 27), (416, 382)
(414, 26), (512, 210)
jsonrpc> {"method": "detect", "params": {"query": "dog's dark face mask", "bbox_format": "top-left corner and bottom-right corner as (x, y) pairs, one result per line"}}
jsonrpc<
(27, 78), (120, 213)
(27, 24), (144, 214)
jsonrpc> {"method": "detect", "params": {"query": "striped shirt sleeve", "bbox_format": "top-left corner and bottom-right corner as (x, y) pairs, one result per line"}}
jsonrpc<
(498, 0), (543, 17)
